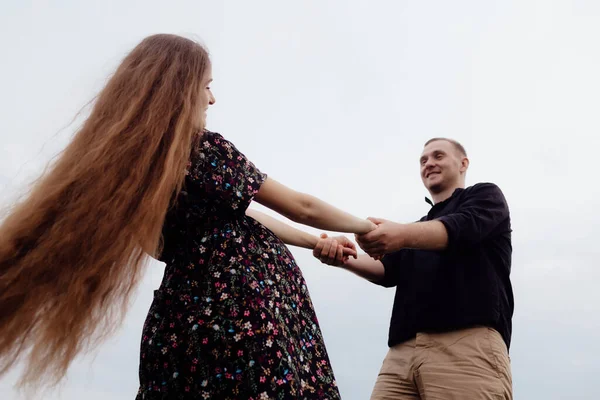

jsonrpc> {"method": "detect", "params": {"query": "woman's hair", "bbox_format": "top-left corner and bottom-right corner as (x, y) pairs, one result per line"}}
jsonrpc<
(0, 33), (210, 388)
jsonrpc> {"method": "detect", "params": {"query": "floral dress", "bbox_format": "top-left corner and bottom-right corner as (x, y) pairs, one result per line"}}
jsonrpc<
(136, 131), (341, 400)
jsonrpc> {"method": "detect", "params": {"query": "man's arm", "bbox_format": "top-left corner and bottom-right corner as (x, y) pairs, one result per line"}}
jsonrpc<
(356, 219), (448, 258)
(342, 255), (385, 283)
(313, 236), (385, 283)
(356, 183), (509, 258)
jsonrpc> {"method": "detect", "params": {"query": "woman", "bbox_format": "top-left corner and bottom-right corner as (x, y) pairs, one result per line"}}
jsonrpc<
(0, 34), (372, 399)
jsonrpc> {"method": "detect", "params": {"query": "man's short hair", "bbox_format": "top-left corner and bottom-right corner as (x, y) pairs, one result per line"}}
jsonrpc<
(424, 138), (467, 157)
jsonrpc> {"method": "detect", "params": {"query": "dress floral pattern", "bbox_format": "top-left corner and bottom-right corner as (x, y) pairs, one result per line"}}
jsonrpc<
(136, 131), (340, 399)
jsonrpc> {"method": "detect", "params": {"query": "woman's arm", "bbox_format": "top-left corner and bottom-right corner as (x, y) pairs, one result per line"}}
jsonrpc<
(246, 209), (316, 250)
(246, 209), (357, 257)
(254, 177), (376, 234)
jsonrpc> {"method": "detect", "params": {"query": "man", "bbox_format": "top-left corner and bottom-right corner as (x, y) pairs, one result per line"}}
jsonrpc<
(314, 138), (514, 399)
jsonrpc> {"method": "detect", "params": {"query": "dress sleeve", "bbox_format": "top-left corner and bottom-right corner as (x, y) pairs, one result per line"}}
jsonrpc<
(188, 130), (267, 212)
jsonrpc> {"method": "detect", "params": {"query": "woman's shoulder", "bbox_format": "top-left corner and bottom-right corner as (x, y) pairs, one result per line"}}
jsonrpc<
(199, 129), (226, 143)
(196, 129), (237, 153)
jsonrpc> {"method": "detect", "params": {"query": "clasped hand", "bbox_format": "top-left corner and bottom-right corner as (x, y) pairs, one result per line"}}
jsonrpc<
(313, 217), (405, 266)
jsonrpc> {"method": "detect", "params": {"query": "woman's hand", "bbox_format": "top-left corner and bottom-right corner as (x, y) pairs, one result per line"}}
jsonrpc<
(312, 233), (358, 266)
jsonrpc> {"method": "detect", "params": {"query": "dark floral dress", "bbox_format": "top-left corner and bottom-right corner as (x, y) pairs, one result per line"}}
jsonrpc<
(136, 131), (341, 400)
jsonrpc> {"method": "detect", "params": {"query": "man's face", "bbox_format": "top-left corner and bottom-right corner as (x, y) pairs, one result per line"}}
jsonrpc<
(420, 140), (468, 194)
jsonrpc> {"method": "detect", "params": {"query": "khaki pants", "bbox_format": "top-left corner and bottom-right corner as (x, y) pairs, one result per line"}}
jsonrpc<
(371, 326), (512, 400)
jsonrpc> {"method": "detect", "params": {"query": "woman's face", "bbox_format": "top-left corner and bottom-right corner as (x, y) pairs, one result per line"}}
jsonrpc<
(196, 64), (215, 129)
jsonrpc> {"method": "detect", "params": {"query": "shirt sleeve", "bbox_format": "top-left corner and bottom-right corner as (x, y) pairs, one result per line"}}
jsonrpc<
(188, 131), (267, 212)
(437, 183), (510, 250)
(374, 250), (407, 288)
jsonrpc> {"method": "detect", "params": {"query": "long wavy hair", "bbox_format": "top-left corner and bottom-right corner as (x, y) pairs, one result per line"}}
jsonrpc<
(0, 33), (210, 388)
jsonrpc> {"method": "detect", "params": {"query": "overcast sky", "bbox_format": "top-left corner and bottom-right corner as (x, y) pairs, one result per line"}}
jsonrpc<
(1, 1), (599, 399)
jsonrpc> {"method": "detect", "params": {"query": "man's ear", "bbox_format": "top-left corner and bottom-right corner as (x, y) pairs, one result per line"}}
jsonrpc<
(460, 157), (469, 174)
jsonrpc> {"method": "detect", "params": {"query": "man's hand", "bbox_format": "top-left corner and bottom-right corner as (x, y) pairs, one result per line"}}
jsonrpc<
(355, 217), (405, 259)
(313, 233), (357, 266)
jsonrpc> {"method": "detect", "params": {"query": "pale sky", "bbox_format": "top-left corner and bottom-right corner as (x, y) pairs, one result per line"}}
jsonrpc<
(1, 1), (599, 399)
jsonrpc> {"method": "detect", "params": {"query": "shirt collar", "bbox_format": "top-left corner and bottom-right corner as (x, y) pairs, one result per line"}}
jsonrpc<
(424, 187), (464, 208)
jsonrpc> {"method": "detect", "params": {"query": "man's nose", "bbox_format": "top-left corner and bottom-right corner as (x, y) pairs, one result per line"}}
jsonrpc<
(424, 158), (436, 169)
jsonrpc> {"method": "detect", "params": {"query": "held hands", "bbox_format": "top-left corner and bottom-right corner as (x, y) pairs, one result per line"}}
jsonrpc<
(312, 233), (358, 267)
(312, 219), (377, 266)
(312, 217), (405, 265)
(355, 217), (405, 260)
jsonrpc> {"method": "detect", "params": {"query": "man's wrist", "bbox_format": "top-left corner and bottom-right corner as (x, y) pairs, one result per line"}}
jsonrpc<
(391, 223), (407, 252)
(340, 257), (353, 269)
